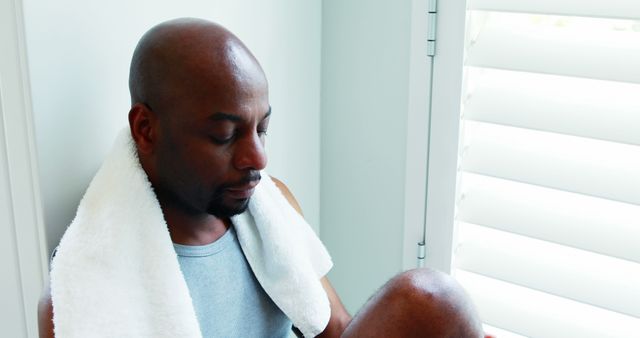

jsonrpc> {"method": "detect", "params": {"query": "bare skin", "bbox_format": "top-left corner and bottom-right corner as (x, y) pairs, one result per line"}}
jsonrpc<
(39, 18), (488, 338)
(274, 178), (485, 338)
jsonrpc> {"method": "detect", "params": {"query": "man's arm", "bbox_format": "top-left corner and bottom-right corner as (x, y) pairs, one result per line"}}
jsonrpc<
(317, 276), (351, 337)
(38, 280), (54, 338)
(271, 177), (352, 338)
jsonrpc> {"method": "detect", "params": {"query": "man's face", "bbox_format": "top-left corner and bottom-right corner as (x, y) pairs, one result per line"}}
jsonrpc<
(150, 55), (270, 219)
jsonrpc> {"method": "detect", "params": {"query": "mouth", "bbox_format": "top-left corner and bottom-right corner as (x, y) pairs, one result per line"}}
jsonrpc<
(225, 180), (260, 200)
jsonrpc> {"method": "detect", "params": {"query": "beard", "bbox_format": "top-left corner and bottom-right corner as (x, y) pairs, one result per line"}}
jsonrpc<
(205, 171), (261, 218)
(205, 191), (251, 218)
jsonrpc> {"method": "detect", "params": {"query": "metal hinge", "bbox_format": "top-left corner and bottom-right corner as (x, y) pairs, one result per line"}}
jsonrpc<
(417, 241), (426, 268)
(419, 0), (437, 270)
(427, 0), (437, 57)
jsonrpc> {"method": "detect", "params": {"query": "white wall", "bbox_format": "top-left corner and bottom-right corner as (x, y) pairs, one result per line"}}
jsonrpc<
(320, 0), (414, 313)
(1, 0), (47, 337)
(22, 0), (323, 256)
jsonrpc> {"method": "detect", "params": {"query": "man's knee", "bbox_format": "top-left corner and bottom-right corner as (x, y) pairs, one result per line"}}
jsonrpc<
(380, 268), (484, 338)
(381, 268), (456, 306)
(342, 268), (483, 338)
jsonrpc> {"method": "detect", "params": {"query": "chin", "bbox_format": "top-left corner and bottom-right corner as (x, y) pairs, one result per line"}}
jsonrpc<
(207, 198), (250, 218)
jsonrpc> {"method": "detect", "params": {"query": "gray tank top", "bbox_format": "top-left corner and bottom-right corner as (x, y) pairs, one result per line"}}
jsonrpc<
(173, 226), (292, 338)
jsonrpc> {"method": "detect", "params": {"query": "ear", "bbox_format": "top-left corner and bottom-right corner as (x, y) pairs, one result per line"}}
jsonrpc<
(128, 103), (157, 155)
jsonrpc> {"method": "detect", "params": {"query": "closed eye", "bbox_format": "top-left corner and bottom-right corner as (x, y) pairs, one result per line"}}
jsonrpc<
(211, 133), (235, 144)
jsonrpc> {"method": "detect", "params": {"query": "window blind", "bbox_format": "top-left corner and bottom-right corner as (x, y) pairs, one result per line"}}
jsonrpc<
(452, 2), (640, 337)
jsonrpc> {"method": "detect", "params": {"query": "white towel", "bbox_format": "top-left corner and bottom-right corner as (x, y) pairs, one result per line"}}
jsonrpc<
(50, 128), (333, 338)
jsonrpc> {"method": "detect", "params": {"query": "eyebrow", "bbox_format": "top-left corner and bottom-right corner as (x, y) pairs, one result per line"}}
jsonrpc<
(209, 112), (243, 122)
(209, 106), (272, 123)
(262, 106), (272, 121)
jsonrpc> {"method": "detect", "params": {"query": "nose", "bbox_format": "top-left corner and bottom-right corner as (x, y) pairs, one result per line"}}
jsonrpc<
(233, 132), (267, 171)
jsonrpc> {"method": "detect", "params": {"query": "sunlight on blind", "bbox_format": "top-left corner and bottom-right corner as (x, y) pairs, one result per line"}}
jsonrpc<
(465, 12), (640, 83)
(453, 6), (640, 338)
(470, 0), (640, 20)
(457, 270), (640, 338)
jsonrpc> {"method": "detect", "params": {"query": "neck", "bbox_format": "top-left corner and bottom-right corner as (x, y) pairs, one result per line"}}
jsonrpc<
(162, 206), (230, 245)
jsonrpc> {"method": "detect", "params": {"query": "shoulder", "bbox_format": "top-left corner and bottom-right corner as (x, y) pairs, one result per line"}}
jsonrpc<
(38, 279), (54, 338)
(270, 176), (304, 216)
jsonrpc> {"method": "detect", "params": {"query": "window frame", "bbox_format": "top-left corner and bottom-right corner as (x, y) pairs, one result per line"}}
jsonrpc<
(402, 0), (468, 272)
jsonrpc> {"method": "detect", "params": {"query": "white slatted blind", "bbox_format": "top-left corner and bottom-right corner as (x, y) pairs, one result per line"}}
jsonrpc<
(453, 2), (640, 337)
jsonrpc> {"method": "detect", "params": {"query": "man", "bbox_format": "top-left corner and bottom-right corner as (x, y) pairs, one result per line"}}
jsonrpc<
(39, 18), (486, 338)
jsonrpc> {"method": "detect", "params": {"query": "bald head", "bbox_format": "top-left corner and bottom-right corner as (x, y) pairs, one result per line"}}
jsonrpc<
(129, 18), (267, 113)
(127, 18), (271, 220)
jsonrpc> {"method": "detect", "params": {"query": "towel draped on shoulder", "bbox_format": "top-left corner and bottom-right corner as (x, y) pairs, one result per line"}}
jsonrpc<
(50, 129), (332, 338)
